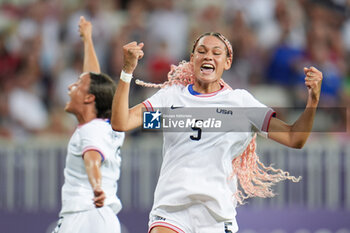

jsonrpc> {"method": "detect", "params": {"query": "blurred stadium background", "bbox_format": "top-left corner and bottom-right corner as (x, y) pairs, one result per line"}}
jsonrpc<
(0, 0), (350, 232)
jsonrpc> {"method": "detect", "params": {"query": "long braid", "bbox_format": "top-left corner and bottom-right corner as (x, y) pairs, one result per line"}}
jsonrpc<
(231, 135), (301, 205)
(135, 61), (195, 88)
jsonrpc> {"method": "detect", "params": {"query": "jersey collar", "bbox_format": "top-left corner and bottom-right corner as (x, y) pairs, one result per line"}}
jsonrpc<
(188, 84), (226, 97)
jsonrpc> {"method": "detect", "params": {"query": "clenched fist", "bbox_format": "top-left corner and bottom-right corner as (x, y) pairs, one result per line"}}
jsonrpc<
(304, 66), (323, 106)
(79, 16), (92, 41)
(122, 42), (144, 74)
(93, 186), (105, 208)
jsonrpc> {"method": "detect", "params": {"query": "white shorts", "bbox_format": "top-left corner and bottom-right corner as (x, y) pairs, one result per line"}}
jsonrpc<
(52, 206), (120, 233)
(148, 204), (238, 233)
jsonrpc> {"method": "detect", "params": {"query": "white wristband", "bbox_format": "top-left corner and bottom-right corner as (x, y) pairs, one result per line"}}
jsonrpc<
(120, 70), (133, 83)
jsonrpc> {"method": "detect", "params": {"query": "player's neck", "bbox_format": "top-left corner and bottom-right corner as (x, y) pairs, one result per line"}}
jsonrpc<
(193, 81), (222, 94)
(75, 109), (97, 125)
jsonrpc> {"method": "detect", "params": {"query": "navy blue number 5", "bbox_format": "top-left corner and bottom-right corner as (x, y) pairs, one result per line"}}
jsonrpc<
(190, 120), (202, 141)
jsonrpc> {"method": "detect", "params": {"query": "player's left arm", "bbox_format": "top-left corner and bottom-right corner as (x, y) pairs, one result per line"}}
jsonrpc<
(268, 66), (323, 149)
(84, 150), (105, 208)
(79, 16), (100, 73)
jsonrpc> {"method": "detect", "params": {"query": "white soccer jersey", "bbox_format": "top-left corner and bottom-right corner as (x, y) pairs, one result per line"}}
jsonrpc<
(59, 119), (125, 216)
(143, 84), (275, 223)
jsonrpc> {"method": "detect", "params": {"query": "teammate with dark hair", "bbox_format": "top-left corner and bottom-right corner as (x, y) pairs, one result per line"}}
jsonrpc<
(52, 17), (124, 233)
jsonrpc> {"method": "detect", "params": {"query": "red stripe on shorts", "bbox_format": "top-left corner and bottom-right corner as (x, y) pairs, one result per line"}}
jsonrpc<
(149, 221), (185, 233)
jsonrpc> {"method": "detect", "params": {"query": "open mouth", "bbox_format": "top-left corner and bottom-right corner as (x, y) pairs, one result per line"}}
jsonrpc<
(200, 63), (215, 75)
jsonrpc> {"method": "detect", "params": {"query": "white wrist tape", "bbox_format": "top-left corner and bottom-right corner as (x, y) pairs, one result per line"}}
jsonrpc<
(120, 70), (133, 83)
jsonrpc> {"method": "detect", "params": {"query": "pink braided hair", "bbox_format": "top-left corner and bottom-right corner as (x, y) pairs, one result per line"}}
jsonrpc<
(135, 60), (232, 89)
(136, 32), (301, 204)
(231, 135), (301, 205)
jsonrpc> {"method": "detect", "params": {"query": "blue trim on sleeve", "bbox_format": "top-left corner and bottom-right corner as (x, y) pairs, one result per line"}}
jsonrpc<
(98, 151), (105, 162)
(83, 149), (105, 163)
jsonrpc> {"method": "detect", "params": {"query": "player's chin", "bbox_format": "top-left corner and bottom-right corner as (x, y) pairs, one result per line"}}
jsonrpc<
(196, 74), (218, 84)
(64, 102), (73, 113)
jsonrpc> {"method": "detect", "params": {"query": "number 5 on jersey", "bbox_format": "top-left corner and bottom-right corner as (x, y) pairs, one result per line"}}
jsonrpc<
(190, 119), (202, 141)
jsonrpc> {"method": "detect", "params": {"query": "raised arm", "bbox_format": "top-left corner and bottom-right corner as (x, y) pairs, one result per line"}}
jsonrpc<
(111, 42), (145, 131)
(79, 16), (100, 73)
(268, 66), (323, 148)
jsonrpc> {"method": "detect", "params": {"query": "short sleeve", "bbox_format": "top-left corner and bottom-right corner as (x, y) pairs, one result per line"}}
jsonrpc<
(143, 85), (177, 111)
(240, 90), (276, 136)
(79, 124), (106, 162)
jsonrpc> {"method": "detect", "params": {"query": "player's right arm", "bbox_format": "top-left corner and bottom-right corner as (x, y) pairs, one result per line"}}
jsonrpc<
(111, 42), (145, 131)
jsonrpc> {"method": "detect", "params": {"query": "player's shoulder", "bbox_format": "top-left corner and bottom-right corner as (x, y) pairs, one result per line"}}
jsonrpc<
(164, 83), (186, 92)
(224, 88), (252, 99)
(79, 119), (125, 141)
(79, 119), (111, 133)
(223, 88), (260, 107)
(153, 84), (187, 99)
(229, 88), (250, 95)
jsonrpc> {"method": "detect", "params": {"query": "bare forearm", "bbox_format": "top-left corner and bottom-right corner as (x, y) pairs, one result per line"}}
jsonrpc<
(83, 37), (100, 73)
(111, 80), (131, 131)
(111, 42), (145, 131)
(268, 67), (322, 149)
(83, 151), (105, 207)
(85, 161), (102, 190)
(269, 106), (317, 148)
(290, 96), (319, 144)
(295, 65), (322, 133)
(293, 104), (317, 131)
(79, 16), (100, 73)
(290, 107), (316, 146)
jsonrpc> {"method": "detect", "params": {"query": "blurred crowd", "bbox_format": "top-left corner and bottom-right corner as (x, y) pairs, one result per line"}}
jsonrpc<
(0, 0), (349, 141)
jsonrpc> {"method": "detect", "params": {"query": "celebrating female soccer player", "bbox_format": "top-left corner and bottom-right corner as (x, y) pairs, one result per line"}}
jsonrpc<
(52, 17), (124, 233)
(111, 32), (322, 233)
